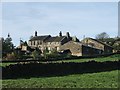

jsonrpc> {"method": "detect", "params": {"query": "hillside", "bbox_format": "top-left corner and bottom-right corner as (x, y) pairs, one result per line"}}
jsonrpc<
(1, 54), (120, 88)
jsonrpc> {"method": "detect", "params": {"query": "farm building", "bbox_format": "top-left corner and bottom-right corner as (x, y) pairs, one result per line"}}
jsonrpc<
(81, 38), (113, 54)
(59, 41), (102, 56)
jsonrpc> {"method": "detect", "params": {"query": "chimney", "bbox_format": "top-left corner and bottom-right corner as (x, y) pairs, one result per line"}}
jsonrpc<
(8, 33), (10, 38)
(59, 31), (62, 37)
(35, 31), (37, 36)
(66, 32), (70, 38)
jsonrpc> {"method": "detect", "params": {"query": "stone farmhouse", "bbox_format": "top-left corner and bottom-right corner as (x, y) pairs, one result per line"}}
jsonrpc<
(28, 31), (72, 53)
(25, 31), (113, 56)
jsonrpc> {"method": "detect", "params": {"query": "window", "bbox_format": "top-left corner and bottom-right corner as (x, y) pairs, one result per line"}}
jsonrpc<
(38, 41), (39, 45)
(55, 47), (57, 50)
(40, 42), (42, 44)
(34, 41), (35, 45)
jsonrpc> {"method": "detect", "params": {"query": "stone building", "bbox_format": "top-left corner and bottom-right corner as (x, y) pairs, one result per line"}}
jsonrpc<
(81, 38), (113, 54)
(59, 41), (102, 56)
(27, 31), (113, 56)
(15, 41), (35, 55)
(28, 31), (72, 52)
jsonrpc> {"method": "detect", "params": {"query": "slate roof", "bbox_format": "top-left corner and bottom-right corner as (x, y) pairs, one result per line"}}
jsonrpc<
(45, 36), (66, 42)
(29, 35), (51, 41)
(29, 35), (67, 42)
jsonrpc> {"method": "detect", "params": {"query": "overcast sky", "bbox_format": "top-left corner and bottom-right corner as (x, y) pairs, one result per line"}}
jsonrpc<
(2, 2), (118, 46)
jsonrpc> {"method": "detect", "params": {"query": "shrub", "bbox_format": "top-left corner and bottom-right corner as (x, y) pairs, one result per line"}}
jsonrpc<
(6, 52), (16, 60)
(32, 50), (41, 60)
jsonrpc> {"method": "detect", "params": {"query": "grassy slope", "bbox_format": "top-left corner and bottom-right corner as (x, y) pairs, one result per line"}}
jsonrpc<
(55, 54), (119, 63)
(0, 63), (17, 67)
(2, 70), (118, 88)
(1, 54), (120, 88)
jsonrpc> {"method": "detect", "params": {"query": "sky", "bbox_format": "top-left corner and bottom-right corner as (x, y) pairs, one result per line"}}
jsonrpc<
(1, 2), (118, 46)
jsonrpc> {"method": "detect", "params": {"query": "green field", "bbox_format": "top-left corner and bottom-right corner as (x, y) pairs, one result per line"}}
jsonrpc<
(2, 70), (119, 88)
(1, 54), (120, 88)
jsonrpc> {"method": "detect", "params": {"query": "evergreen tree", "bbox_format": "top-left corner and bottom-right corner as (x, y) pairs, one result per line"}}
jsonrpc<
(2, 34), (14, 57)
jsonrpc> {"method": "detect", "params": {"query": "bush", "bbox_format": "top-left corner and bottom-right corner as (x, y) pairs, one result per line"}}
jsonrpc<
(6, 52), (16, 60)
(32, 50), (41, 60)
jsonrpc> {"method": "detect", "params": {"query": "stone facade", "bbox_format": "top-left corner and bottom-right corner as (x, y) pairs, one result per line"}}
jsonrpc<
(60, 41), (82, 56)
(28, 31), (72, 53)
(81, 38), (113, 54)
(27, 31), (113, 56)
(60, 41), (102, 56)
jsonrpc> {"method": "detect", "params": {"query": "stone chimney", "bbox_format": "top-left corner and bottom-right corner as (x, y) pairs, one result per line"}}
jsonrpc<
(59, 31), (62, 37)
(66, 32), (70, 38)
(8, 33), (10, 38)
(35, 31), (37, 36)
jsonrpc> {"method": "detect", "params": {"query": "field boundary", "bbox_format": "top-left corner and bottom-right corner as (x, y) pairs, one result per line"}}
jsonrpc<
(1, 52), (119, 63)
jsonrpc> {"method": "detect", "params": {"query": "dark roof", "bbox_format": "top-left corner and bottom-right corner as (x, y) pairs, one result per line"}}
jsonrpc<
(29, 35), (67, 42)
(45, 36), (66, 42)
(86, 38), (113, 48)
(29, 35), (51, 41)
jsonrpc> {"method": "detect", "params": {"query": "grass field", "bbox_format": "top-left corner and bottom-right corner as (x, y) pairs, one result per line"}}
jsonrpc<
(54, 54), (119, 63)
(1, 54), (120, 88)
(2, 70), (119, 88)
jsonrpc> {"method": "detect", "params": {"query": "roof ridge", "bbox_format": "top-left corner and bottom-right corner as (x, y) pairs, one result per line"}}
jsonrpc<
(60, 36), (66, 42)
